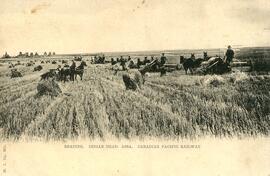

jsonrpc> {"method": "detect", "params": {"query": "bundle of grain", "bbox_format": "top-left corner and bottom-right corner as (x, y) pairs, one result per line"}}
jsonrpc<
(132, 70), (144, 88)
(26, 63), (33, 67)
(10, 69), (22, 78)
(227, 71), (249, 83)
(33, 65), (43, 72)
(37, 78), (62, 97)
(201, 75), (225, 87)
(122, 73), (139, 90)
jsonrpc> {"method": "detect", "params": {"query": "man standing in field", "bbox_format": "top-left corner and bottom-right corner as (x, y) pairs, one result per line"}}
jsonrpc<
(120, 56), (127, 70)
(225, 45), (234, 65)
(137, 58), (142, 68)
(70, 60), (76, 81)
(160, 53), (167, 67)
(158, 53), (167, 76)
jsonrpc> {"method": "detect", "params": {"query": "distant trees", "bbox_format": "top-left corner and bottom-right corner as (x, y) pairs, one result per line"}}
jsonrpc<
(2, 51), (56, 59)
(1, 52), (11, 59)
(43, 51), (55, 57)
(18, 52), (23, 57)
(17, 52), (40, 58)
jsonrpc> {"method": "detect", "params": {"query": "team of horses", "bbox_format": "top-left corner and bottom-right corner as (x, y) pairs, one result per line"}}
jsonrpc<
(41, 60), (87, 82)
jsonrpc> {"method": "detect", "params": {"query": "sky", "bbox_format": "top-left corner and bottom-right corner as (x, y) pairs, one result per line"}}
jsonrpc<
(0, 0), (270, 55)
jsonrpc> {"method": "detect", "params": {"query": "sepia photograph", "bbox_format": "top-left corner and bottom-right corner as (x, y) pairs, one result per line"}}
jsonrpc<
(0, 0), (269, 175)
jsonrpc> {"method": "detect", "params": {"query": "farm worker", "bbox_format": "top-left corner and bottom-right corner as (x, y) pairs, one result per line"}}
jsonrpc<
(225, 45), (234, 65)
(101, 55), (106, 63)
(190, 53), (195, 60)
(160, 53), (167, 67)
(203, 52), (208, 60)
(57, 65), (62, 73)
(144, 57), (151, 65)
(94, 56), (98, 63)
(137, 58), (142, 68)
(111, 58), (115, 65)
(70, 60), (76, 81)
(128, 60), (136, 69)
(120, 56), (127, 70)
(70, 60), (76, 70)
(143, 57), (147, 64)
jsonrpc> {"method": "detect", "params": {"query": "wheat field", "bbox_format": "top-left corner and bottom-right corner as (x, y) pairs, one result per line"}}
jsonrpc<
(0, 58), (269, 141)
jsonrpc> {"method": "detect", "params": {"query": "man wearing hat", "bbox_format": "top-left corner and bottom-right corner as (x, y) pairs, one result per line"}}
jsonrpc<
(120, 56), (127, 70)
(160, 53), (167, 67)
(70, 60), (76, 81)
(225, 45), (234, 65)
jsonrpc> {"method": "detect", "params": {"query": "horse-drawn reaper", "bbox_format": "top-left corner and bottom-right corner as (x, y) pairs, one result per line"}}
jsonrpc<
(179, 54), (233, 75)
(180, 54), (251, 75)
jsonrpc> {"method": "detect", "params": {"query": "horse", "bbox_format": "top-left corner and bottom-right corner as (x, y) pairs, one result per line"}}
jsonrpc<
(60, 60), (78, 81)
(40, 69), (57, 80)
(180, 55), (204, 74)
(74, 61), (87, 80)
(58, 68), (68, 82)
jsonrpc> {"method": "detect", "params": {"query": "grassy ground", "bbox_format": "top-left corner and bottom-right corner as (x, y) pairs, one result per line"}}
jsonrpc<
(0, 59), (269, 141)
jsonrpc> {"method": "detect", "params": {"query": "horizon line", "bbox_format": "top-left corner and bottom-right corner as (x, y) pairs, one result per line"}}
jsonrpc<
(3, 45), (270, 57)
(56, 45), (270, 56)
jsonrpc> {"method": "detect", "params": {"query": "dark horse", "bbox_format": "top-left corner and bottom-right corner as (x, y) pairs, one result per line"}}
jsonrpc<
(180, 54), (204, 74)
(59, 67), (70, 82)
(59, 61), (87, 82)
(74, 61), (87, 80)
(41, 69), (57, 80)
